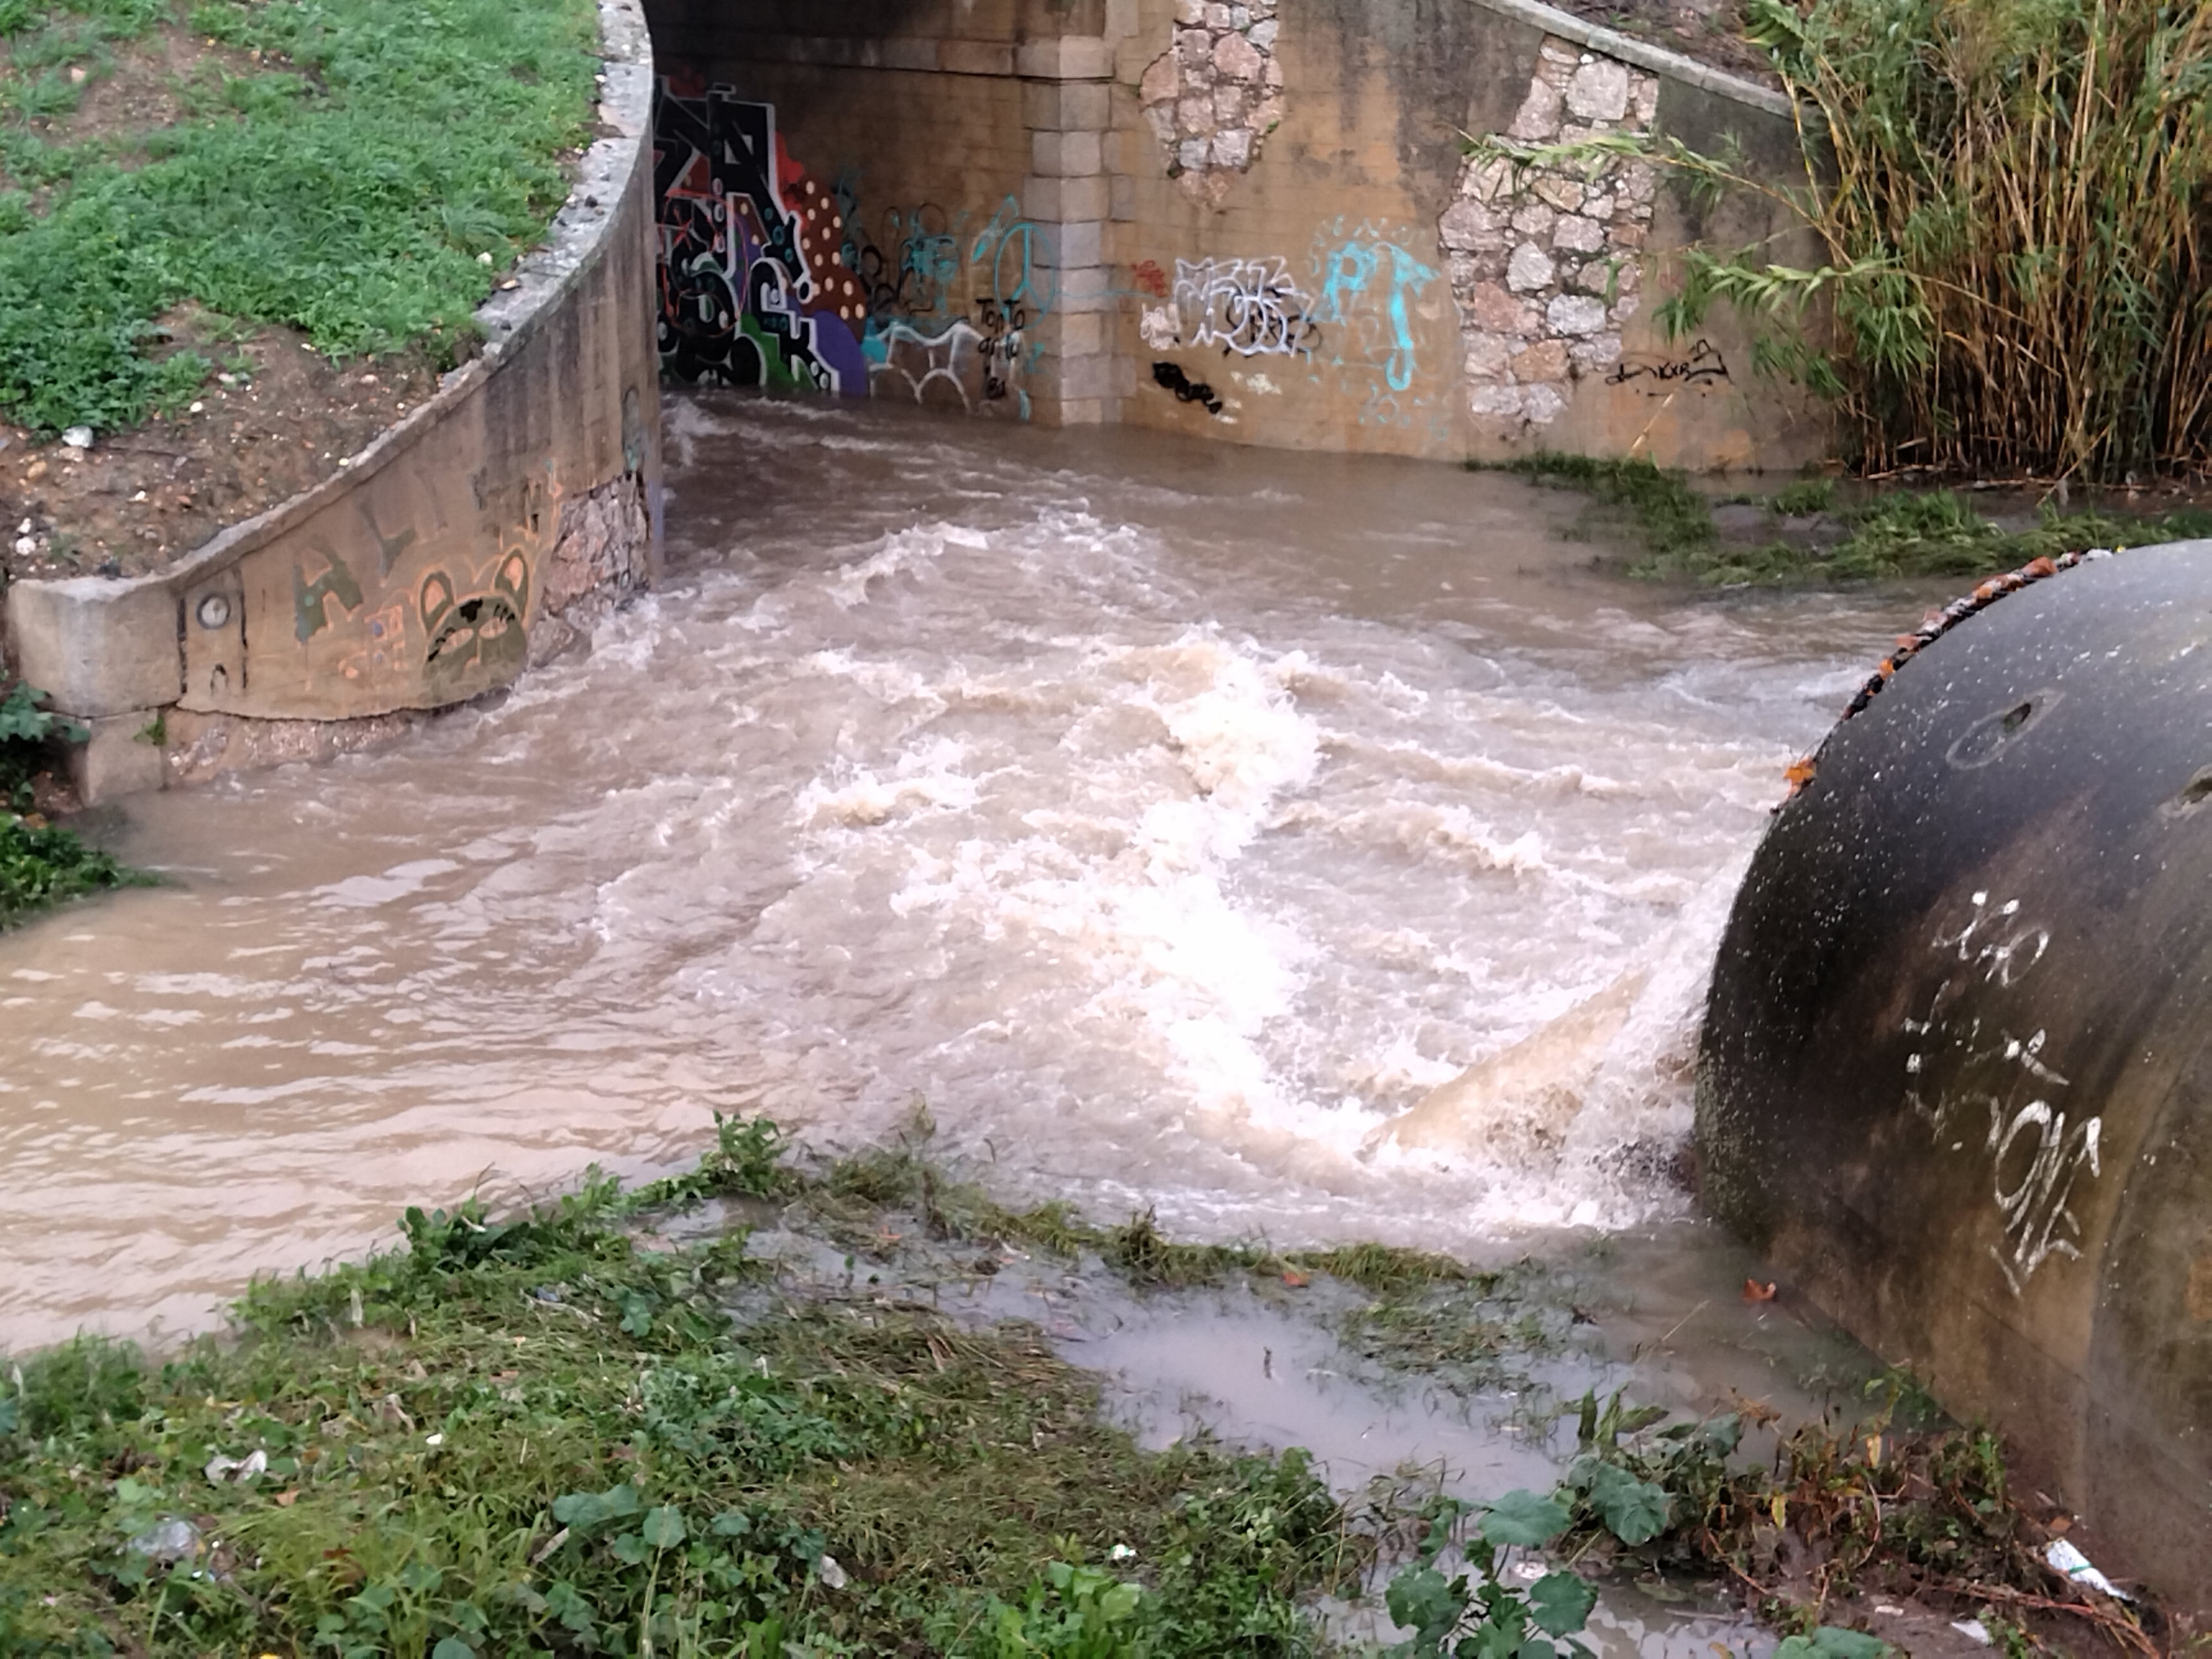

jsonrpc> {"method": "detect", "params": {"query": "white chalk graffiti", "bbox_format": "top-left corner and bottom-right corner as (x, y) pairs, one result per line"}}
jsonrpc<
(1173, 257), (1317, 357)
(1903, 891), (2100, 1297)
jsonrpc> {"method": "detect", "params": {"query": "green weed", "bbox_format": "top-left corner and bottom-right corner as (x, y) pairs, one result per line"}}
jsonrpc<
(1, 810), (149, 926)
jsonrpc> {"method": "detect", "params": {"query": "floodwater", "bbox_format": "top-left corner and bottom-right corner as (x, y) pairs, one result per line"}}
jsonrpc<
(0, 392), (1925, 1354)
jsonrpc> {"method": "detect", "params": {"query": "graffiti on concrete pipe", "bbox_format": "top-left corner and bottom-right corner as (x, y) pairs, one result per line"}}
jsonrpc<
(1899, 888), (2103, 1297)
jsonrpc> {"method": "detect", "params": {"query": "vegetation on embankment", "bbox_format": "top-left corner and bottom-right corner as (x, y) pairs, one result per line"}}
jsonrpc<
(1501, 452), (2212, 585)
(1489, 0), (2212, 483)
(0, 678), (145, 925)
(0, 0), (598, 436)
(0, 1115), (2165, 1655)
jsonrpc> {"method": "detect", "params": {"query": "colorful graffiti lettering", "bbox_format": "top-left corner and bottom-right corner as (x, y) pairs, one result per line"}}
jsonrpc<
(651, 80), (871, 394)
(421, 550), (531, 698)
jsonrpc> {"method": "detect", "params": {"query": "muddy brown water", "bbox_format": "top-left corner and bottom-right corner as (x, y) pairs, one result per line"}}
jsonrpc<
(2, 391), (1923, 1379)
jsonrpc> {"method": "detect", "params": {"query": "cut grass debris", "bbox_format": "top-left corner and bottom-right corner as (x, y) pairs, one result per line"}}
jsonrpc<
(1496, 452), (2212, 585)
(0, 0), (597, 435)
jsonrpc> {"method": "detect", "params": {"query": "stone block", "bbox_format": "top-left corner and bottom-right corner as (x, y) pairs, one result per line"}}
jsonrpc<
(1035, 220), (1105, 269)
(1212, 30), (1263, 80)
(1053, 353), (1121, 398)
(1466, 281), (1538, 335)
(1032, 129), (1104, 176)
(1017, 36), (1113, 80)
(1052, 264), (1117, 311)
(939, 39), (1015, 75)
(1462, 332), (1512, 379)
(1177, 94), (1217, 135)
(1566, 59), (1631, 122)
(1506, 242), (1555, 293)
(1522, 382), (1568, 424)
(1511, 339), (1569, 382)
(1140, 51), (1180, 105)
(1036, 310), (1108, 356)
(1110, 172), (1136, 221)
(1552, 213), (1606, 254)
(1032, 395), (1112, 426)
(1105, 0), (1140, 38)
(1468, 383), (1524, 416)
(1509, 202), (1556, 238)
(5, 577), (181, 718)
(1024, 174), (1112, 222)
(1025, 79), (1111, 129)
(881, 39), (938, 72)
(69, 711), (168, 803)
(1211, 127), (1253, 168)
(1547, 293), (1608, 335)
(1507, 80), (1562, 140)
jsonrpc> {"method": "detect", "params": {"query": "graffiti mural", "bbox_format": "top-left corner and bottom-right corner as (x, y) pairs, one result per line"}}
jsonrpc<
(1307, 217), (1451, 432)
(651, 79), (871, 394)
(839, 191), (1053, 417)
(1171, 257), (1317, 357)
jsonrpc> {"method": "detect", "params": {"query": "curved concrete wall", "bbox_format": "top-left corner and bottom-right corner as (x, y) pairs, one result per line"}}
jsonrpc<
(1698, 542), (2212, 1614)
(3, 0), (663, 801)
(641, 0), (1823, 468)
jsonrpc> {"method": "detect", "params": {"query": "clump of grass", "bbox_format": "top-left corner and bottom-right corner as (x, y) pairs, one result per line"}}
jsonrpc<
(1503, 451), (2212, 585)
(0, 1126), (1374, 1656)
(0, 0), (597, 434)
(1492, 452), (1718, 560)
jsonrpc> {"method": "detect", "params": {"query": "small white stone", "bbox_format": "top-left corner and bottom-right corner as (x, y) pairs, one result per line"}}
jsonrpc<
(11, 534), (35, 557)
(1509, 202), (1556, 238)
(1506, 242), (1555, 293)
(61, 425), (91, 450)
(1468, 383), (1524, 416)
(189, 400), (205, 414)
(477, 251), (494, 265)
(1547, 294), (1608, 335)
(1249, 18), (1277, 50)
(1178, 137), (1212, 171)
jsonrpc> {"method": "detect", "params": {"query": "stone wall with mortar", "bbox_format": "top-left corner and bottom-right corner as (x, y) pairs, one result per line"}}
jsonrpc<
(1, 0), (663, 802)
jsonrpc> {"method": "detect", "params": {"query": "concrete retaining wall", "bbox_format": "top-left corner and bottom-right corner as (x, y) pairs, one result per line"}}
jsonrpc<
(2, 0), (664, 801)
(643, 0), (1824, 466)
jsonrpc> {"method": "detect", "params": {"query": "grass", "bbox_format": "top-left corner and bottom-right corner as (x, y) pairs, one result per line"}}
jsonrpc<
(0, 1115), (2166, 1654)
(1499, 452), (2212, 585)
(0, 1118), (1376, 1657)
(0, 0), (597, 434)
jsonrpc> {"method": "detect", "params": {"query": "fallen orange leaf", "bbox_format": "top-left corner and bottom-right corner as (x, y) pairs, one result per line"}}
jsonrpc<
(1281, 1269), (1309, 1288)
(273, 1489), (300, 1507)
(1743, 1279), (1778, 1303)
(1783, 757), (1817, 787)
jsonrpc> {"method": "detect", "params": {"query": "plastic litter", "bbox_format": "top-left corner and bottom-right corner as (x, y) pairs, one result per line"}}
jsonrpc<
(816, 1553), (848, 1589)
(1950, 1619), (1992, 1645)
(60, 427), (91, 451)
(204, 1448), (267, 1485)
(127, 1517), (203, 1564)
(2046, 1537), (2128, 1599)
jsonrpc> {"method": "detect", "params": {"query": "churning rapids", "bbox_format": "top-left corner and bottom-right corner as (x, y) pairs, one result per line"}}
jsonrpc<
(0, 395), (1922, 1350)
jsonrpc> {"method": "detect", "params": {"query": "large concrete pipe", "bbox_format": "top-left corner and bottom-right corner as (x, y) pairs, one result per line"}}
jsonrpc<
(1698, 540), (2212, 1613)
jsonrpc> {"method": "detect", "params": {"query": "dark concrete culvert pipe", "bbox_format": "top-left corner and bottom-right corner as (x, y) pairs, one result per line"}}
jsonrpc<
(1697, 539), (2212, 1615)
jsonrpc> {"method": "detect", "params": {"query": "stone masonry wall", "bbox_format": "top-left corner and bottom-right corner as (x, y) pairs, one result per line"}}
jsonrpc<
(1135, 0), (1285, 205)
(1446, 40), (1661, 429)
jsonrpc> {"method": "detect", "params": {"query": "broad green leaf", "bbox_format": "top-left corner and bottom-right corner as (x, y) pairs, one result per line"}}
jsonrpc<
(1385, 1563), (1463, 1638)
(641, 1505), (686, 1550)
(1527, 1572), (1598, 1638)
(430, 1640), (475, 1659)
(1479, 1489), (1572, 1548)
(1776, 1630), (1889, 1659)
(1586, 1464), (1670, 1545)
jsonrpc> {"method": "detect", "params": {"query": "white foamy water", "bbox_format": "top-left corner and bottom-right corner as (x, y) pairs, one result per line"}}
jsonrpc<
(0, 394), (1917, 1348)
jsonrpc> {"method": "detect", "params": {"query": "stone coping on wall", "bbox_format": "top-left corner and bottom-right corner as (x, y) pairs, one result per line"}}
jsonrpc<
(1465, 0), (1794, 118)
(5, 0), (654, 723)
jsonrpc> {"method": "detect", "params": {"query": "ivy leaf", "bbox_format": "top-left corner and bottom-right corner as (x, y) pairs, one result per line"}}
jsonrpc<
(1527, 1572), (1598, 1638)
(618, 1291), (656, 1337)
(611, 1530), (649, 1566)
(430, 1640), (475, 1659)
(641, 1505), (686, 1550)
(551, 1481), (640, 1534)
(1480, 1489), (1572, 1548)
(1586, 1464), (1670, 1545)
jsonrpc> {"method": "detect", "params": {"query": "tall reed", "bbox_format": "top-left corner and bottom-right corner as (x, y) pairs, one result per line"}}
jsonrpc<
(1731, 0), (2212, 479)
